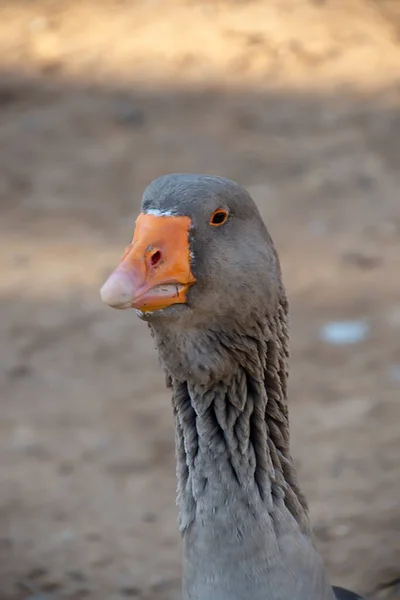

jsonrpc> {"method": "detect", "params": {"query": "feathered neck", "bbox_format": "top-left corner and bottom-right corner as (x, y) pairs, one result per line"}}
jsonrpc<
(149, 291), (309, 533)
(147, 291), (337, 600)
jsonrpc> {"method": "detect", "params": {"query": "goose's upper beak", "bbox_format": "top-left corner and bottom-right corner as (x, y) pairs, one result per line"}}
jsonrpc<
(100, 213), (196, 312)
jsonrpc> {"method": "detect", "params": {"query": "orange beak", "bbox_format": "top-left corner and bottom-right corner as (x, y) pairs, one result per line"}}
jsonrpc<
(100, 213), (196, 312)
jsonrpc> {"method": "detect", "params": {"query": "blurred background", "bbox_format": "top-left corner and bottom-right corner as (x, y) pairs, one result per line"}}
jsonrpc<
(0, 1), (400, 598)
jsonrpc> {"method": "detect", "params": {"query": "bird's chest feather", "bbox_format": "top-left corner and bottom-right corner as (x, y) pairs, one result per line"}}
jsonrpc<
(181, 502), (335, 600)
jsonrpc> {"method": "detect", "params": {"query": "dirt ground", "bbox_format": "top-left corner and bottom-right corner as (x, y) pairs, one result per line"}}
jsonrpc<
(1, 1), (400, 599)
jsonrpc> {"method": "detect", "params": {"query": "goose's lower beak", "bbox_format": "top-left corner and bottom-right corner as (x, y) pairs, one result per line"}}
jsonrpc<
(100, 213), (195, 312)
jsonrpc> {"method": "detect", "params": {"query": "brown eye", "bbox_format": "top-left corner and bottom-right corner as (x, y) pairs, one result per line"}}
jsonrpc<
(210, 209), (229, 227)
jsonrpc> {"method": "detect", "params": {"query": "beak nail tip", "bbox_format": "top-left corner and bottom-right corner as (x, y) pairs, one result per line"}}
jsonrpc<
(100, 272), (134, 308)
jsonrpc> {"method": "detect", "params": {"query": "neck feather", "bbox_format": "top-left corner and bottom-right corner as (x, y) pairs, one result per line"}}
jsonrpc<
(151, 293), (309, 534)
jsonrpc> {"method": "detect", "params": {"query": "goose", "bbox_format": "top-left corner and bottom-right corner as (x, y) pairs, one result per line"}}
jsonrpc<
(100, 174), (365, 600)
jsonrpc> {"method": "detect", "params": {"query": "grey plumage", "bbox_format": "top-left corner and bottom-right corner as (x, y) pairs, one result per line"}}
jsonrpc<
(104, 174), (365, 600)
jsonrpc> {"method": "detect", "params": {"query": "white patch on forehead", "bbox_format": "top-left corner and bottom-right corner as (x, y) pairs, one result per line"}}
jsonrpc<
(144, 209), (175, 217)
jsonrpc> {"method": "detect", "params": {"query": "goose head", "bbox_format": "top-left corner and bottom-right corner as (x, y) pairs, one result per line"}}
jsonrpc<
(100, 173), (282, 331)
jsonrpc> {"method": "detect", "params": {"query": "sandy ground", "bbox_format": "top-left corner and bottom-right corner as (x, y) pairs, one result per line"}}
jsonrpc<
(0, 1), (400, 598)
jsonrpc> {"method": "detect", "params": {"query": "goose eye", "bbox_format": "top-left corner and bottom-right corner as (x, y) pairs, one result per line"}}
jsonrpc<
(209, 209), (229, 227)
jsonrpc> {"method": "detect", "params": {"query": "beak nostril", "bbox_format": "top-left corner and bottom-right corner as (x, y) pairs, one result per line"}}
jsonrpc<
(150, 249), (162, 268)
